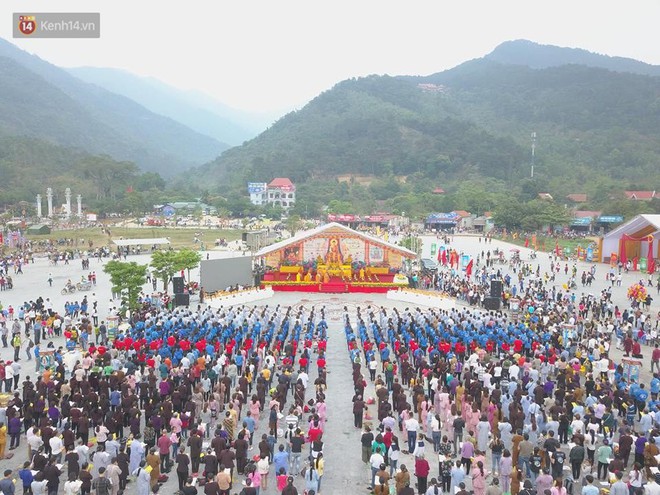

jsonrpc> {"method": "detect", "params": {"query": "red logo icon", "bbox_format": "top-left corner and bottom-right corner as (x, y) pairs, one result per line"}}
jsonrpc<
(18, 15), (36, 35)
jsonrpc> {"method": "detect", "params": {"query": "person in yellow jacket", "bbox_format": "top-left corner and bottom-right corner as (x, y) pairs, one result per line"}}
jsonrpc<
(0, 422), (6, 459)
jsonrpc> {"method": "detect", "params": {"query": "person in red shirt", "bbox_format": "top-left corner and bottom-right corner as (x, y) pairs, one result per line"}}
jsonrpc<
(513, 339), (523, 353)
(652, 344), (660, 374)
(316, 355), (326, 372)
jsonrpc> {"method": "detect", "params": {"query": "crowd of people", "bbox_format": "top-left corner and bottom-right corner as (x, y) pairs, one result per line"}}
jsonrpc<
(0, 300), (335, 495)
(343, 276), (660, 495)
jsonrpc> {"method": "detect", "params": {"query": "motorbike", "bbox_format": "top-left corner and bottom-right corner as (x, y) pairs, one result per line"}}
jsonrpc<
(61, 284), (76, 295)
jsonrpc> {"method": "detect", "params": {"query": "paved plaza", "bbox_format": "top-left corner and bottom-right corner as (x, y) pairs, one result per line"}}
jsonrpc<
(0, 234), (658, 494)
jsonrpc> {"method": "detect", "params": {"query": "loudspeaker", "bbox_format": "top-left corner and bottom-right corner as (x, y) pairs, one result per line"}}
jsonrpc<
(484, 297), (501, 311)
(173, 276), (185, 294)
(490, 280), (503, 298)
(174, 293), (190, 307)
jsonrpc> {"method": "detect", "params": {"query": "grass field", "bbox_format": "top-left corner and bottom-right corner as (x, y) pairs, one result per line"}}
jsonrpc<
(26, 226), (243, 250)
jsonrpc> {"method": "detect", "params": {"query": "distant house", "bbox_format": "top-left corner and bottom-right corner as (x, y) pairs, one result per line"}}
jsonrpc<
(432, 187), (445, 195)
(566, 193), (587, 203)
(27, 224), (51, 235)
(154, 201), (217, 216)
(624, 190), (656, 201)
(538, 193), (554, 201)
(267, 178), (296, 209)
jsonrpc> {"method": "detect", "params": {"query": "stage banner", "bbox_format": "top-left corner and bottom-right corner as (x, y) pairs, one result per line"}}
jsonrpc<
(622, 358), (642, 383)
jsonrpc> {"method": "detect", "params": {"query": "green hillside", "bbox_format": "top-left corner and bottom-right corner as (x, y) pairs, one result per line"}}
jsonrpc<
(0, 38), (227, 176)
(185, 56), (660, 219)
(0, 136), (167, 214)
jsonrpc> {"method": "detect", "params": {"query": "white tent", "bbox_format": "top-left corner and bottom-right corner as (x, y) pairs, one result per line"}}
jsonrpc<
(113, 238), (170, 247)
(601, 214), (660, 263)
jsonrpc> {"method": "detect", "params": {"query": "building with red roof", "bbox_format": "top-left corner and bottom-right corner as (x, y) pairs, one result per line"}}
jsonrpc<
(624, 190), (656, 201)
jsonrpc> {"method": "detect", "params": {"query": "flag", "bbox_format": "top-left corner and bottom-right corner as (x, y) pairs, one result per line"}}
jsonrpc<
(648, 235), (656, 275)
(465, 259), (473, 278)
(555, 242), (560, 256)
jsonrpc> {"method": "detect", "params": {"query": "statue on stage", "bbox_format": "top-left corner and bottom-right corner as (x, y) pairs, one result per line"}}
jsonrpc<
(326, 238), (343, 265)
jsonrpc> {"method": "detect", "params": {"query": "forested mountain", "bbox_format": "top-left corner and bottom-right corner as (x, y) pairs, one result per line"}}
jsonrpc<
(0, 38), (227, 176)
(67, 67), (268, 145)
(189, 57), (660, 190)
(0, 136), (167, 214)
(486, 39), (660, 76)
(181, 42), (660, 218)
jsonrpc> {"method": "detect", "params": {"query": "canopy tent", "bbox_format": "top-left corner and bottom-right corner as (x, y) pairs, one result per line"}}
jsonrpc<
(113, 238), (170, 247)
(255, 222), (416, 259)
(601, 214), (660, 273)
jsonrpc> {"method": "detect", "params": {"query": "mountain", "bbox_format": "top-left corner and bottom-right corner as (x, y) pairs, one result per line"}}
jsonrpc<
(0, 38), (228, 175)
(486, 39), (660, 77)
(67, 66), (269, 145)
(186, 42), (660, 214)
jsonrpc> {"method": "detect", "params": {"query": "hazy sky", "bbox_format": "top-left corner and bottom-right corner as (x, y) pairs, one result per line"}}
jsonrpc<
(3, 0), (660, 113)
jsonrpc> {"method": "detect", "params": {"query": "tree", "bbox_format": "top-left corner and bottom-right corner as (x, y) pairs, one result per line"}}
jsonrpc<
(151, 249), (202, 289)
(176, 249), (202, 280)
(286, 214), (302, 235)
(103, 261), (147, 311)
(150, 250), (179, 290)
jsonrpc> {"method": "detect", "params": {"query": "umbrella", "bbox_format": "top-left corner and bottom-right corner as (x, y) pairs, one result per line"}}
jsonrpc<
(509, 248), (520, 252)
(118, 323), (131, 331)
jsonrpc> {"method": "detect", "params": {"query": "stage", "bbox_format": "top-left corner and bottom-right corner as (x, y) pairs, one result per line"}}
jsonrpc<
(261, 272), (406, 293)
(255, 222), (417, 294)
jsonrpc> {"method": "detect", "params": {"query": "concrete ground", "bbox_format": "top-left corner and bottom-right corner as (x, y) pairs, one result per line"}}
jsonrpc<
(0, 234), (657, 494)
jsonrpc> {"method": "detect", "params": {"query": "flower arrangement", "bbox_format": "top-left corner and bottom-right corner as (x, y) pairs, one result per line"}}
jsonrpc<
(303, 260), (318, 271)
(627, 283), (648, 303)
(351, 260), (367, 270)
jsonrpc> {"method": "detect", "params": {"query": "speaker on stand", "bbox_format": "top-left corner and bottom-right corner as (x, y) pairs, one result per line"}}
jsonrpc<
(173, 276), (185, 294)
(490, 280), (503, 298)
(174, 293), (190, 307)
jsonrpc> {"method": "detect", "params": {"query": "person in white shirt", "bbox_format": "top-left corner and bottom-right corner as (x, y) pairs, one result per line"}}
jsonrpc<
(4, 364), (14, 393)
(49, 434), (64, 463)
(27, 429), (44, 458)
(570, 414), (585, 436)
(369, 449), (385, 488)
(508, 364), (520, 381)
(404, 416), (420, 453)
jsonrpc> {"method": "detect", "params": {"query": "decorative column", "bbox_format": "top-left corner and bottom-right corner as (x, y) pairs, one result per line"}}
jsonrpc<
(46, 188), (53, 217)
(65, 188), (72, 218)
(36, 194), (42, 218)
(77, 194), (82, 217)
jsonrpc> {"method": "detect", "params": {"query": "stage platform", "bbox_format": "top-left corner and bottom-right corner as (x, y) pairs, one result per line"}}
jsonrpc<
(261, 273), (405, 293)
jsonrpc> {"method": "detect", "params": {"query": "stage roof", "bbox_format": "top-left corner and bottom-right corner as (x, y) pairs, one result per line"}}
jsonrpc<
(113, 238), (171, 247)
(255, 222), (416, 258)
(603, 214), (660, 240)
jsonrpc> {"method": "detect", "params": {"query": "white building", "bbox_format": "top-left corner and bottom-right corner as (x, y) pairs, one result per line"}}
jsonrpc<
(247, 182), (268, 206)
(267, 178), (296, 209)
(248, 178), (296, 209)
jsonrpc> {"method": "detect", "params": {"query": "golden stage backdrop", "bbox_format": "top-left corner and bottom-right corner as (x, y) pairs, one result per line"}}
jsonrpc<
(265, 225), (406, 269)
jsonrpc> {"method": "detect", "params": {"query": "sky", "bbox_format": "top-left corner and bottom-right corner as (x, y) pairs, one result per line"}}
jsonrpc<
(2, 0), (660, 113)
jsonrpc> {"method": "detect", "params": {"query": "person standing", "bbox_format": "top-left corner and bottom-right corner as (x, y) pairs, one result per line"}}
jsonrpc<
(471, 461), (487, 495)
(176, 448), (190, 493)
(0, 470), (15, 495)
(569, 439), (586, 482)
(415, 455), (430, 495)
(132, 462), (151, 495)
(11, 333), (21, 362)
(157, 431), (171, 472)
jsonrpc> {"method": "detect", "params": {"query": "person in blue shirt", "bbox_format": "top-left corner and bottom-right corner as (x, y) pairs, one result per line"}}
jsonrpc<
(273, 444), (289, 474)
(651, 374), (660, 401)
